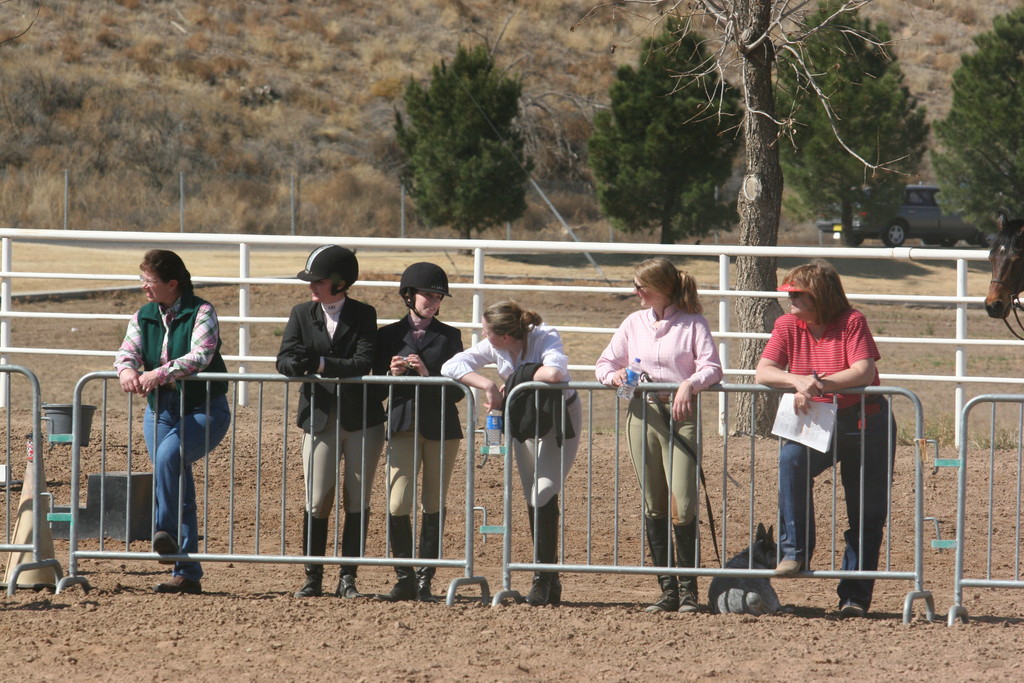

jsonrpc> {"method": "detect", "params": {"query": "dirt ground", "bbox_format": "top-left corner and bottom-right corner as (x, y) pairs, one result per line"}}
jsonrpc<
(3, 252), (1024, 682)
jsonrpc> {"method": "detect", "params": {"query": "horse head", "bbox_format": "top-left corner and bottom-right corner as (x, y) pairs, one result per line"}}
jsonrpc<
(986, 212), (1024, 320)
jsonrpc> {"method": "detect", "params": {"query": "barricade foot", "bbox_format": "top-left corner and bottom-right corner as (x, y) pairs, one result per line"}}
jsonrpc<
(947, 604), (969, 626)
(4, 559), (63, 596)
(56, 575), (92, 595)
(902, 590), (936, 623)
(491, 588), (524, 607)
(447, 576), (490, 606)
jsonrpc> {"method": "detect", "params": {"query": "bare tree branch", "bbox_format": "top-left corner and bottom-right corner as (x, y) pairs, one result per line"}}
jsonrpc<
(576, 1), (909, 174)
(0, 0), (38, 47)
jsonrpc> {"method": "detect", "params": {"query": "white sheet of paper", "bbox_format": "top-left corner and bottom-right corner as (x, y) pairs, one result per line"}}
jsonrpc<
(770, 394), (837, 452)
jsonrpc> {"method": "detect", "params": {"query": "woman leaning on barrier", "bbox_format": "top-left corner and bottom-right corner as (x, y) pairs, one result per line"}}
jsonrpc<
(595, 257), (723, 614)
(373, 262), (464, 602)
(276, 245), (386, 599)
(441, 301), (581, 607)
(754, 258), (897, 619)
(114, 249), (232, 596)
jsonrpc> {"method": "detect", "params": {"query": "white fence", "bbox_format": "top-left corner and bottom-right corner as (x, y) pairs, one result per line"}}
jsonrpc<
(1, 228), (1022, 446)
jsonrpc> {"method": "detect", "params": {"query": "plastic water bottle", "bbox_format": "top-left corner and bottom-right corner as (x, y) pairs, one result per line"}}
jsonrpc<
(616, 358), (642, 400)
(485, 410), (504, 448)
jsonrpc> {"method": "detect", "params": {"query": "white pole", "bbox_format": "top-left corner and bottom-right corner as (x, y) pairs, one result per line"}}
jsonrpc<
(0, 237), (10, 407)
(237, 243), (251, 406)
(954, 258), (967, 449)
(472, 248), (484, 348)
(718, 253), (730, 436)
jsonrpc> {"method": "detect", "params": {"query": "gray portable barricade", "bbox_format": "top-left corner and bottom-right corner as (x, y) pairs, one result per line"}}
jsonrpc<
(947, 394), (1024, 625)
(491, 380), (936, 623)
(0, 365), (64, 595)
(55, 371), (489, 605)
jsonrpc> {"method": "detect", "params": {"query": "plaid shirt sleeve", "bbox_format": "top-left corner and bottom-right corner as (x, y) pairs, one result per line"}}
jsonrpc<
(113, 311), (144, 375)
(158, 302), (221, 383)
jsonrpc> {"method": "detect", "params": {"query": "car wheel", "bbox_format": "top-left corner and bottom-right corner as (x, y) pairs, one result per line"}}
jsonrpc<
(938, 238), (957, 247)
(841, 231), (863, 247)
(881, 221), (907, 247)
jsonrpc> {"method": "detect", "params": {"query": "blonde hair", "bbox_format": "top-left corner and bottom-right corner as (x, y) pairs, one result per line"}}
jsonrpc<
(634, 257), (703, 314)
(483, 300), (542, 339)
(780, 258), (850, 324)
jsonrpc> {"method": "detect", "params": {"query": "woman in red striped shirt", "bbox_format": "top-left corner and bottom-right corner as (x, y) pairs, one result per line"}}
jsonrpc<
(755, 259), (897, 619)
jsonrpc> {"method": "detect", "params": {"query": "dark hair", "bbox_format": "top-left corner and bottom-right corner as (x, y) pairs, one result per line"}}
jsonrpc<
(780, 258), (850, 324)
(633, 257), (703, 314)
(141, 250), (193, 295)
(483, 300), (542, 340)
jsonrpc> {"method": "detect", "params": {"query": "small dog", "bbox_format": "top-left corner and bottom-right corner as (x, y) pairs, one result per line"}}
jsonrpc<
(707, 523), (782, 615)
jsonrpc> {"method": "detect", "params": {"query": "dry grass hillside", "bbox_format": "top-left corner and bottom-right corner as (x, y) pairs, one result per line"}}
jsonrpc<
(0, 0), (1018, 240)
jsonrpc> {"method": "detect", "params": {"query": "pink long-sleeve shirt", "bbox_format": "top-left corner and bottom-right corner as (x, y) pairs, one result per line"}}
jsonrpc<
(595, 305), (723, 391)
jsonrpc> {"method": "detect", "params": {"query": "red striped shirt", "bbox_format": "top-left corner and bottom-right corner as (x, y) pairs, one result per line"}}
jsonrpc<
(761, 309), (880, 409)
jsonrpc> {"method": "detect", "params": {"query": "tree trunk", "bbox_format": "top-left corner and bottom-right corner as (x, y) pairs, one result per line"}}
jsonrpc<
(734, 0), (784, 436)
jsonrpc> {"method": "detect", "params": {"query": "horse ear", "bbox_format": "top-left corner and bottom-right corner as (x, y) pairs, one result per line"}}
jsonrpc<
(998, 210), (1009, 232)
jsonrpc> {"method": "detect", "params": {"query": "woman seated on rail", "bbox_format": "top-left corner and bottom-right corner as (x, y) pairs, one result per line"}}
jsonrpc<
(114, 249), (231, 595)
(441, 301), (580, 607)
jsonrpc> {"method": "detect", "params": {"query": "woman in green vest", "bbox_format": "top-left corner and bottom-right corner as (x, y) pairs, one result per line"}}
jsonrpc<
(114, 249), (231, 595)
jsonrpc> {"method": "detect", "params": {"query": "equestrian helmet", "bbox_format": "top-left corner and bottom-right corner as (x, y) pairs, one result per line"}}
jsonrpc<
(399, 262), (451, 299)
(296, 245), (358, 290)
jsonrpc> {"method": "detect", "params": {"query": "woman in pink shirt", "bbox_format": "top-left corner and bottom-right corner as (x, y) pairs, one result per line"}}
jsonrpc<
(596, 257), (722, 613)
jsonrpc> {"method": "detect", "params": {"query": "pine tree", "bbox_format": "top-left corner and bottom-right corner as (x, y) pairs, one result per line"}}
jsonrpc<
(934, 8), (1024, 227)
(395, 44), (531, 240)
(588, 22), (740, 245)
(777, 2), (928, 246)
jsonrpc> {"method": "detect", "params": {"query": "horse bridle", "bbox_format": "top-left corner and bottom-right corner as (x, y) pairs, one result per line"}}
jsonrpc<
(991, 248), (1024, 340)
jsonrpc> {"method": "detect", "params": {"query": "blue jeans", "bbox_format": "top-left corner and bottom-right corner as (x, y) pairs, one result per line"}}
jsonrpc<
(144, 392), (231, 582)
(777, 398), (896, 609)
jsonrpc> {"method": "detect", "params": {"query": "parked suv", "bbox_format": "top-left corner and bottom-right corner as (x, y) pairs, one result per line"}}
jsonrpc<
(817, 184), (994, 248)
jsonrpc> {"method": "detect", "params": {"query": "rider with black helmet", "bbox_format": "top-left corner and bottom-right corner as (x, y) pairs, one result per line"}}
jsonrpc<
(373, 262), (465, 602)
(276, 245), (386, 599)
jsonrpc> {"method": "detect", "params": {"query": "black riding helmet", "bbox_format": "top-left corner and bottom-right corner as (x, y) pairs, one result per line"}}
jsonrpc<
(296, 245), (358, 295)
(399, 262), (451, 308)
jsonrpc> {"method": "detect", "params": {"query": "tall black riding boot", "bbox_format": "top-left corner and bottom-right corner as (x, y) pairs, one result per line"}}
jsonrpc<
(336, 509), (369, 599)
(294, 514), (328, 597)
(525, 496), (562, 607)
(376, 515), (417, 602)
(674, 520), (699, 613)
(416, 511), (443, 603)
(644, 516), (679, 613)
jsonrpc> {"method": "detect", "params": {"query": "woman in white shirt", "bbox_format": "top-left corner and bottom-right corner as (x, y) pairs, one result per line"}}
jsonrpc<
(442, 301), (581, 607)
(595, 257), (723, 614)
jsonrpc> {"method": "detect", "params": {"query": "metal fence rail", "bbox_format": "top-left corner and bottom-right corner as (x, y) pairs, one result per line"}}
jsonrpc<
(947, 394), (1024, 625)
(0, 365), (63, 595)
(491, 381), (935, 624)
(1, 229), (1021, 447)
(54, 371), (489, 605)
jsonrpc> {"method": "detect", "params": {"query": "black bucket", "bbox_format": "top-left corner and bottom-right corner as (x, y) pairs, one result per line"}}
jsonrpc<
(42, 403), (96, 447)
